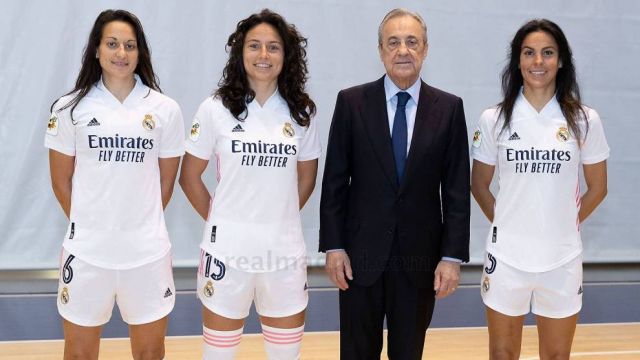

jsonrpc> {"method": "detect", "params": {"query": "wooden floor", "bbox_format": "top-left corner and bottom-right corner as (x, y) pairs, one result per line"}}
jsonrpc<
(1, 323), (638, 359)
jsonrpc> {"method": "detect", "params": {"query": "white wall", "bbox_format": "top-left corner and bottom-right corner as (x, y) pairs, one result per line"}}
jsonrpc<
(1, 0), (638, 269)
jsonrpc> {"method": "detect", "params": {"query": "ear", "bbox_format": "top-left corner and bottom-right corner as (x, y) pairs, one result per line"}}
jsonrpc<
(558, 61), (563, 68)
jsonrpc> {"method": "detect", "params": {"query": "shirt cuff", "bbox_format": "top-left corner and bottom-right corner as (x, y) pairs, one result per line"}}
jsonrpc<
(441, 257), (462, 263)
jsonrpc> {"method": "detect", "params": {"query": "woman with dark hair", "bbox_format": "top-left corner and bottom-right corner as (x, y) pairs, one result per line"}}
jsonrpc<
(179, 9), (320, 360)
(45, 9), (184, 359)
(471, 19), (609, 359)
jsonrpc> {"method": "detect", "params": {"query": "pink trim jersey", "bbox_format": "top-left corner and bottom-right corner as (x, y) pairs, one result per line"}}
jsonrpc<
(472, 92), (609, 272)
(45, 76), (185, 269)
(186, 92), (321, 272)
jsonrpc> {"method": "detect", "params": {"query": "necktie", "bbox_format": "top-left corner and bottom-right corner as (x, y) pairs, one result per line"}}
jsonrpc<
(392, 92), (410, 182)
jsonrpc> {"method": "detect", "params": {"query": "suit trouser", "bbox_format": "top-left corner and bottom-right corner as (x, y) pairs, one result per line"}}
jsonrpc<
(338, 245), (436, 359)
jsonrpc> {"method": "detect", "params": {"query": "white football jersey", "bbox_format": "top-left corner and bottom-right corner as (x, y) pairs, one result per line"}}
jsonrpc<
(472, 91), (609, 272)
(186, 91), (321, 272)
(45, 76), (185, 269)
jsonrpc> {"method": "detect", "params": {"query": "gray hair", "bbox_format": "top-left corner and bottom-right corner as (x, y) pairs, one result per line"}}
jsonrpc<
(378, 8), (428, 46)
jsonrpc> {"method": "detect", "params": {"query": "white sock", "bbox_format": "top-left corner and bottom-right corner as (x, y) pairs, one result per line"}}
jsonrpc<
(261, 323), (304, 360)
(202, 325), (243, 360)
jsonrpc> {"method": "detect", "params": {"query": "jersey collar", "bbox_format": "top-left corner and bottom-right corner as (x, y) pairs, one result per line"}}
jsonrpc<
(515, 87), (562, 118)
(247, 88), (286, 112)
(95, 74), (149, 107)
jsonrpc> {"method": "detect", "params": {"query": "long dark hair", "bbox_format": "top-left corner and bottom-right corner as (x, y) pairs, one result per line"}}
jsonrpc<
(51, 9), (160, 119)
(215, 9), (315, 127)
(499, 19), (586, 142)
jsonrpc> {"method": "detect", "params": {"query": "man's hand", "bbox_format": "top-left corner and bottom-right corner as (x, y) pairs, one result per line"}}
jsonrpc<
(433, 260), (460, 299)
(324, 250), (353, 290)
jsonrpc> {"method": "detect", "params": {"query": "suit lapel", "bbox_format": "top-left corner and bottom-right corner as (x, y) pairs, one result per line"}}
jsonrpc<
(362, 77), (399, 190)
(402, 82), (441, 188)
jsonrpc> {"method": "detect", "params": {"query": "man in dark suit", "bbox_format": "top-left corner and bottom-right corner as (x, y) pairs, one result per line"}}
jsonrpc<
(319, 8), (470, 359)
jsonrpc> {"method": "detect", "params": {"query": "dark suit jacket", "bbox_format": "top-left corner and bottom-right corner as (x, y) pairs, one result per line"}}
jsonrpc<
(319, 76), (470, 288)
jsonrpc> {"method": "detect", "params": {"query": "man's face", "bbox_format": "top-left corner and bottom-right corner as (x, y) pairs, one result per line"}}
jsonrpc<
(378, 15), (428, 90)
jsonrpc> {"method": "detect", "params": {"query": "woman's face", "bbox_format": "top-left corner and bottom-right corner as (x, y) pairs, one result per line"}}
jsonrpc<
(519, 30), (560, 94)
(242, 23), (284, 90)
(96, 21), (139, 82)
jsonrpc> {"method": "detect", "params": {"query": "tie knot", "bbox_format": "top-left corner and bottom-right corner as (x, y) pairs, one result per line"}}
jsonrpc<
(396, 92), (410, 108)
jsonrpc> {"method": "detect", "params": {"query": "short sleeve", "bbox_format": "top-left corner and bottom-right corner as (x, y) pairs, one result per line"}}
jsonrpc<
(581, 109), (610, 164)
(471, 108), (499, 166)
(159, 100), (185, 158)
(297, 117), (322, 161)
(185, 98), (216, 160)
(44, 104), (76, 156)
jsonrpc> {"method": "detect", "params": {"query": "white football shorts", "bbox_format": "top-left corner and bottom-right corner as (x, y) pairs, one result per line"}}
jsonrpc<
(197, 249), (308, 319)
(480, 252), (583, 318)
(57, 249), (175, 326)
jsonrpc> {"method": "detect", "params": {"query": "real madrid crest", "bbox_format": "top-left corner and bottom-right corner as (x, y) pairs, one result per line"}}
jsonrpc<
(203, 280), (214, 297)
(482, 276), (490, 293)
(60, 287), (70, 304)
(556, 126), (570, 142)
(472, 130), (482, 148)
(47, 112), (59, 136)
(190, 118), (201, 142)
(142, 114), (155, 131)
(283, 122), (295, 138)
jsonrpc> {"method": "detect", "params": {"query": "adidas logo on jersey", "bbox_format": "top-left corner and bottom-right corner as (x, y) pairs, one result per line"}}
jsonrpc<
(508, 132), (520, 140)
(578, 285), (583, 295)
(232, 124), (245, 132)
(164, 288), (173, 298)
(87, 118), (101, 127)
